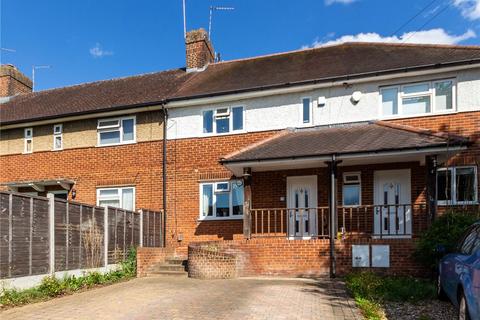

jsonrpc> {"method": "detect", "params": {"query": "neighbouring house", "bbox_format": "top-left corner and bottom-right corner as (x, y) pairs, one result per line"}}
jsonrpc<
(1, 28), (479, 278)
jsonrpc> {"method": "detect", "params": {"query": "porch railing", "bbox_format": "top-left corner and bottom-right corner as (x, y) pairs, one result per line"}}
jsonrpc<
(248, 203), (428, 239)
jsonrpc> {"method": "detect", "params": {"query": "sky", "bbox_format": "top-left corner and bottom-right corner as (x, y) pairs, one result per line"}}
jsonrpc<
(1, 0), (480, 91)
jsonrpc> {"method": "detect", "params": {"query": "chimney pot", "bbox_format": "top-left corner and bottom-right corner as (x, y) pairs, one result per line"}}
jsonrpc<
(0, 64), (32, 98)
(185, 28), (214, 71)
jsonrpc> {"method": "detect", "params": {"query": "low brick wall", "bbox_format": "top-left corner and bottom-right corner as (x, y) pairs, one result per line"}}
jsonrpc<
(188, 244), (236, 279)
(186, 237), (427, 279)
(137, 247), (175, 277)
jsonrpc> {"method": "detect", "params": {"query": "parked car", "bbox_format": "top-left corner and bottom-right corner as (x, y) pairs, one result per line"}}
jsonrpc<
(438, 221), (480, 320)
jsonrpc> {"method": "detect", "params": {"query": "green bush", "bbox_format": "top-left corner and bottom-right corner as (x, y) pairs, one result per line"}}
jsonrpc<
(0, 246), (137, 308)
(414, 211), (477, 271)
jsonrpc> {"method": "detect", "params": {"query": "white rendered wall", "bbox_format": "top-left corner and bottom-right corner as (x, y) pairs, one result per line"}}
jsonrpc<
(167, 68), (480, 140)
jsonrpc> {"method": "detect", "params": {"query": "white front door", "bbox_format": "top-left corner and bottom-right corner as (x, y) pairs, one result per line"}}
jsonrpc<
(287, 176), (317, 238)
(374, 169), (412, 236)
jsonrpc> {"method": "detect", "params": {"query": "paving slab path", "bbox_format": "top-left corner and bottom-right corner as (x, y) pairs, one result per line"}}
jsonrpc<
(1, 276), (362, 320)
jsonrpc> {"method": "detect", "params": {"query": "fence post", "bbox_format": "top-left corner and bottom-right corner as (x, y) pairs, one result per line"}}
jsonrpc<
(8, 193), (13, 278)
(139, 210), (144, 247)
(104, 207), (108, 268)
(47, 194), (55, 274)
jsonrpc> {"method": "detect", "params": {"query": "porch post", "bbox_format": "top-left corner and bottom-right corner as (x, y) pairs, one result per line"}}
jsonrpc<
(243, 167), (252, 239)
(426, 155), (438, 222)
(327, 155), (338, 278)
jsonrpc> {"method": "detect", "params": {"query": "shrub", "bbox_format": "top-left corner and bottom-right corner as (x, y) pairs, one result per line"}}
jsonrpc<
(414, 211), (477, 271)
(38, 276), (65, 297)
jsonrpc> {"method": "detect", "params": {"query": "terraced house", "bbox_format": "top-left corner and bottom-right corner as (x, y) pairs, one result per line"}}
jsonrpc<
(1, 29), (479, 277)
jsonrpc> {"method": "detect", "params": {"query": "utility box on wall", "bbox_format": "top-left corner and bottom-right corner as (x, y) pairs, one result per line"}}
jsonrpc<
(371, 245), (390, 268)
(352, 245), (369, 267)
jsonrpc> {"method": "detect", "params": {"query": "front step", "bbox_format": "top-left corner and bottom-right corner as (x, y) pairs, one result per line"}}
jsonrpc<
(146, 257), (188, 277)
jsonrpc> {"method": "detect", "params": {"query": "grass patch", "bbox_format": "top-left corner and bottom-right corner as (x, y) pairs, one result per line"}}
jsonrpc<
(345, 272), (436, 320)
(0, 247), (137, 308)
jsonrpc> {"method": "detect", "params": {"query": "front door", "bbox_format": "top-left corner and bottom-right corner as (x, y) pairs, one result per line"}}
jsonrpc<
(374, 169), (412, 236)
(287, 176), (317, 238)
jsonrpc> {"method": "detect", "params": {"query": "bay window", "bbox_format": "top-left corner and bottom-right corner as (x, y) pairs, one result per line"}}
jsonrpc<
(437, 166), (477, 205)
(200, 180), (244, 219)
(381, 79), (455, 117)
(97, 116), (136, 146)
(97, 187), (135, 211)
(202, 106), (244, 134)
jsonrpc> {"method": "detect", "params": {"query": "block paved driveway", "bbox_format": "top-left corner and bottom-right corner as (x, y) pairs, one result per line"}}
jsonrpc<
(1, 276), (362, 320)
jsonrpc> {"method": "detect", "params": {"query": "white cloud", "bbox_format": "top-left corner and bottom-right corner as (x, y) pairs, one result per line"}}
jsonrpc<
(89, 43), (114, 58)
(303, 28), (476, 48)
(453, 0), (480, 20)
(325, 0), (357, 5)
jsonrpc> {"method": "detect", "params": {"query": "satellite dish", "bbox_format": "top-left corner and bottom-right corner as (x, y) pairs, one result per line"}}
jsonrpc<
(351, 91), (362, 104)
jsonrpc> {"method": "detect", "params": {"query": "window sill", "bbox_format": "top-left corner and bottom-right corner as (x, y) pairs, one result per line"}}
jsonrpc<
(201, 130), (246, 138)
(96, 141), (137, 148)
(198, 216), (244, 222)
(437, 202), (478, 206)
(379, 110), (457, 121)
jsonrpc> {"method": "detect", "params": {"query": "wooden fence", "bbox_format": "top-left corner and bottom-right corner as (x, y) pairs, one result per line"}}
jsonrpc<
(0, 191), (164, 280)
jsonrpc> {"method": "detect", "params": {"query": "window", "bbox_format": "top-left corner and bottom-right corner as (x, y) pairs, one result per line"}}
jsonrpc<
(97, 187), (135, 211)
(24, 128), (33, 153)
(97, 116), (136, 146)
(199, 180), (244, 219)
(302, 98), (312, 124)
(48, 190), (68, 200)
(53, 124), (63, 150)
(380, 79), (455, 117)
(437, 166), (478, 205)
(203, 107), (244, 134)
(343, 172), (361, 206)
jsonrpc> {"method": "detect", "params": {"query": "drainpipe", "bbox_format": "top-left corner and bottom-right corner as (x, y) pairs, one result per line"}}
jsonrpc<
(329, 154), (337, 278)
(162, 104), (168, 248)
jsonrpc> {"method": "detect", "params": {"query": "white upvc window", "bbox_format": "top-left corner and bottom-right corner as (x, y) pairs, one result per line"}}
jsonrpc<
(97, 116), (136, 146)
(97, 186), (135, 211)
(380, 79), (455, 117)
(437, 166), (478, 205)
(24, 128), (33, 153)
(202, 106), (244, 135)
(342, 172), (361, 207)
(53, 124), (63, 150)
(301, 97), (312, 125)
(199, 180), (244, 220)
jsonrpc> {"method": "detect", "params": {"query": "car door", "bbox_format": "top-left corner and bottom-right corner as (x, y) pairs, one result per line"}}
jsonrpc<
(462, 227), (480, 318)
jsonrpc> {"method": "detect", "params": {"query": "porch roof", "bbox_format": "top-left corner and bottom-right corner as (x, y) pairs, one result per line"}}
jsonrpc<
(221, 121), (468, 174)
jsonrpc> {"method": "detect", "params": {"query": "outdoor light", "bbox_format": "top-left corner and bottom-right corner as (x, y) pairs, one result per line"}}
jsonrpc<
(71, 189), (76, 199)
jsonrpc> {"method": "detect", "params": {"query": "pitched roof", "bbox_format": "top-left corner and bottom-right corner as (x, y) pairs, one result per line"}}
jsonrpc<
(2, 42), (480, 125)
(220, 121), (469, 163)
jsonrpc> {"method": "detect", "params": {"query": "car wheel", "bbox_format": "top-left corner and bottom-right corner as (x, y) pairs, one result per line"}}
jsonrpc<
(437, 274), (448, 301)
(458, 291), (471, 320)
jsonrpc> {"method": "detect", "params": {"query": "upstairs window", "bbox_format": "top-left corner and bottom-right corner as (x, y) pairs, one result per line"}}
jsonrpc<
(97, 187), (135, 211)
(381, 79), (455, 117)
(97, 116), (135, 146)
(24, 128), (33, 153)
(53, 124), (63, 150)
(202, 106), (244, 134)
(302, 97), (312, 124)
(437, 166), (478, 205)
(200, 180), (244, 219)
(343, 172), (361, 207)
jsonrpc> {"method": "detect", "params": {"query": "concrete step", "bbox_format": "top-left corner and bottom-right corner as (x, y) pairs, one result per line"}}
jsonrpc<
(165, 258), (187, 265)
(147, 270), (188, 277)
(150, 264), (186, 272)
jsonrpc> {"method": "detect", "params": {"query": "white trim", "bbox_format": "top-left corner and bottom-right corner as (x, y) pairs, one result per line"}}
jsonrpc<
(202, 106), (245, 137)
(199, 180), (244, 221)
(3, 64), (479, 130)
(97, 116), (136, 147)
(53, 124), (63, 151)
(437, 165), (478, 206)
(96, 186), (136, 211)
(342, 172), (362, 207)
(23, 127), (33, 154)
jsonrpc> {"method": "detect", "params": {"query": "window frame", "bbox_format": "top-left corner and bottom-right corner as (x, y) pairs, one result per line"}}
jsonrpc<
(53, 124), (63, 151)
(342, 172), (362, 207)
(96, 186), (136, 211)
(300, 97), (313, 126)
(97, 116), (136, 147)
(24, 128), (33, 154)
(202, 106), (245, 136)
(379, 78), (456, 118)
(437, 166), (478, 206)
(199, 180), (244, 220)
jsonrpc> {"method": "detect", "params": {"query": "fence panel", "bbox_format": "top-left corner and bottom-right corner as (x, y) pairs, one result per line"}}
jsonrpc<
(31, 197), (50, 276)
(142, 210), (164, 247)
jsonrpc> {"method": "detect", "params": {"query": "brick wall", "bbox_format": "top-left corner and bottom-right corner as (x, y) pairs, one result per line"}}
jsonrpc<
(137, 247), (174, 277)
(186, 237), (427, 279)
(187, 243), (236, 279)
(185, 29), (214, 70)
(0, 65), (32, 97)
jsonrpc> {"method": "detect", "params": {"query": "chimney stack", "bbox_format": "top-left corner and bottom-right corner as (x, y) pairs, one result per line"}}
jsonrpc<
(0, 64), (32, 98)
(185, 28), (214, 71)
